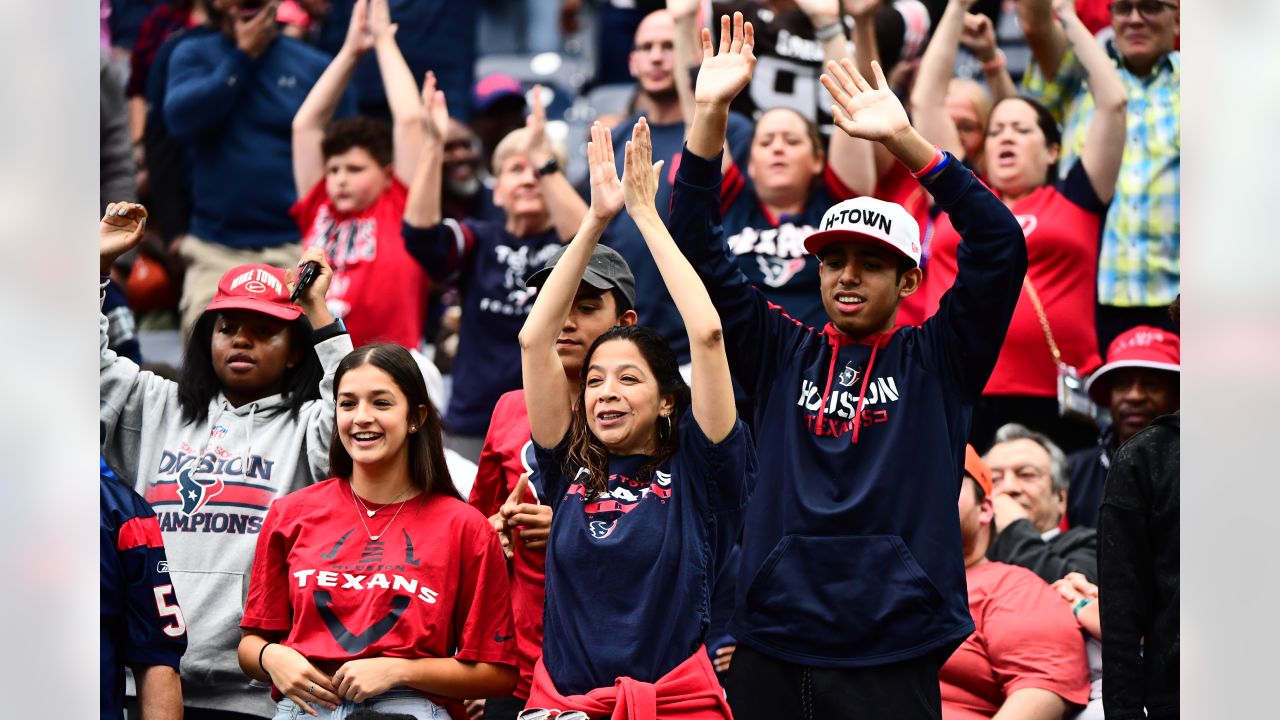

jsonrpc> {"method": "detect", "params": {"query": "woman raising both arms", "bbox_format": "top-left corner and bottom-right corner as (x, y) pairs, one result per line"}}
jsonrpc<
(517, 118), (755, 718)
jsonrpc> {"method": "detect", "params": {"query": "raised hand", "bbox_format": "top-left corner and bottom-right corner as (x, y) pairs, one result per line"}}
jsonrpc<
(622, 117), (664, 216)
(367, 0), (397, 42)
(1051, 0), (1078, 20)
(523, 84), (551, 166)
(586, 122), (624, 222)
(821, 59), (910, 143)
(285, 246), (335, 326)
(421, 71), (450, 142)
(100, 202), (148, 275)
(342, 0), (375, 55)
(694, 13), (756, 108)
(959, 13), (998, 61)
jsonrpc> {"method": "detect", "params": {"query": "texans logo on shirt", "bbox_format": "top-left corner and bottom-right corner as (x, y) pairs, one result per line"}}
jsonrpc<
(305, 207), (378, 271)
(757, 256), (808, 288)
(177, 467), (224, 516)
(571, 470), (673, 540)
(837, 362), (861, 388)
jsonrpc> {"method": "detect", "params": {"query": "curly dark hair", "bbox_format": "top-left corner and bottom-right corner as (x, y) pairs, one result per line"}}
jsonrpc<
(328, 344), (460, 500)
(566, 326), (690, 498)
(321, 116), (394, 167)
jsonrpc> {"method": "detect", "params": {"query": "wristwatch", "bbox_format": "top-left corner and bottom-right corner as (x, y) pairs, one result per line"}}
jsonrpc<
(534, 156), (561, 178)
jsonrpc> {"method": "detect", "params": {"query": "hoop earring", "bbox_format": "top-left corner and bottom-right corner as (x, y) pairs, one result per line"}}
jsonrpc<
(661, 413), (673, 441)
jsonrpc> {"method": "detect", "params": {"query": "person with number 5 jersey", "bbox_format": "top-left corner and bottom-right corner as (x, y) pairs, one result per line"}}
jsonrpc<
(518, 117), (755, 719)
(239, 342), (517, 720)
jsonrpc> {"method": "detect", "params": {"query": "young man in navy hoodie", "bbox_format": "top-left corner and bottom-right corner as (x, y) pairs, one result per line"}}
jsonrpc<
(670, 17), (1028, 719)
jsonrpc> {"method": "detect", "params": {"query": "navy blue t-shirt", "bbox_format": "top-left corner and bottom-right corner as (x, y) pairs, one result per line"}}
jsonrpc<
(404, 220), (563, 436)
(720, 163), (855, 328)
(537, 415), (754, 695)
(601, 112), (753, 364)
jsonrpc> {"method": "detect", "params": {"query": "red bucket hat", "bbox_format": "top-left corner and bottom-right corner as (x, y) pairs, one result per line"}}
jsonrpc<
(1084, 326), (1180, 405)
(203, 264), (302, 322)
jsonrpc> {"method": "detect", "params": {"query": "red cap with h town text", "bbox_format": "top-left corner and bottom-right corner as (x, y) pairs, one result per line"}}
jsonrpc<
(203, 264), (302, 322)
(1084, 325), (1180, 405)
(804, 196), (921, 267)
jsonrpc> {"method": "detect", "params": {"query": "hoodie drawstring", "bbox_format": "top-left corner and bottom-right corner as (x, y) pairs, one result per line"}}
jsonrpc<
(816, 335), (842, 429)
(243, 402), (258, 470)
(850, 338), (884, 445)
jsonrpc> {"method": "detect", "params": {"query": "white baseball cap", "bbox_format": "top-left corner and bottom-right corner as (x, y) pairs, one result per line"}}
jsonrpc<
(804, 196), (921, 267)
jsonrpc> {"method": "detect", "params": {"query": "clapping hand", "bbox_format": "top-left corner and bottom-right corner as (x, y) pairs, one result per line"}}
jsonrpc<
(622, 117), (664, 216)
(821, 59), (910, 144)
(694, 13), (756, 108)
(586, 122), (624, 222)
(342, 0), (375, 55)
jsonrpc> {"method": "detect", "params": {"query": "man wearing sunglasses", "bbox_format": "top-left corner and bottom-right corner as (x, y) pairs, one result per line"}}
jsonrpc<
(1017, 0), (1181, 351)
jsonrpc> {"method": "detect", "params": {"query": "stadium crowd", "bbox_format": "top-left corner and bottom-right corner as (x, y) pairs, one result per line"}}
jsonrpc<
(99, 1), (1181, 719)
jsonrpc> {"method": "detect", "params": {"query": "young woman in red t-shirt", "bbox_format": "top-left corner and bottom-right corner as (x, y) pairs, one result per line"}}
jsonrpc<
(238, 344), (516, 719)
(909, 0), (1128, 452)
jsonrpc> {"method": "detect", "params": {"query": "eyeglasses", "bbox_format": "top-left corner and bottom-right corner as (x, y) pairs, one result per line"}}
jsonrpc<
(1109, 1), (1178, 19)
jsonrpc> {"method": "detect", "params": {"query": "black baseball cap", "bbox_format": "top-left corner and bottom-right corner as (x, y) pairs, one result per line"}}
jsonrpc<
(525, 244), (637, 311)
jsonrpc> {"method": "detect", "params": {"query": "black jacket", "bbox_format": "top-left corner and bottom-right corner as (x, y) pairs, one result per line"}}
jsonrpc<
(987, 518), (1097, 583)
(1066, 427), (1119, 529)
(1099, 413), (1179, 720)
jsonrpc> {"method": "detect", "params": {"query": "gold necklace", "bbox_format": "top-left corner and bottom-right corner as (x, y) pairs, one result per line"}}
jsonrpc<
(348, 482), (413, 542)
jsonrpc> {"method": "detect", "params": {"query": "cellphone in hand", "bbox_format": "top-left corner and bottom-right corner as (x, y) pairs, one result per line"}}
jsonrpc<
(291, 260), (320, 303)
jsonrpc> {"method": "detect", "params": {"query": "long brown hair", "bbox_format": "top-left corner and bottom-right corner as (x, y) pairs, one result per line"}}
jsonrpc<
(565, 327), (690, 498)
(328, 344), (460, 500)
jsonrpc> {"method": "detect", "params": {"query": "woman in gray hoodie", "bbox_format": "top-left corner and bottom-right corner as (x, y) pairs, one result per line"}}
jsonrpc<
(100, 201), (354, 719)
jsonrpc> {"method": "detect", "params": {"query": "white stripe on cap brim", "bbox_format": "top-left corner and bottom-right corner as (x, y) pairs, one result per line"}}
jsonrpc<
(1085, 359), (1180, 403)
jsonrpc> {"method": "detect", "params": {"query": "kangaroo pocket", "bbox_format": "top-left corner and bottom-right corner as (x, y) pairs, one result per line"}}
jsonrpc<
(169, 569), (252, 690)
(744, 534), (947, 660)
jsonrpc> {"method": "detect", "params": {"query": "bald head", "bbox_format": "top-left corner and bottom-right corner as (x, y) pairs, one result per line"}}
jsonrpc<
(630, 10), (677, 97)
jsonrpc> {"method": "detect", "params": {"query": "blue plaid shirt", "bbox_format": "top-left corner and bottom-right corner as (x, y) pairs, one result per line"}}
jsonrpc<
(1023, 46), (1180, 307)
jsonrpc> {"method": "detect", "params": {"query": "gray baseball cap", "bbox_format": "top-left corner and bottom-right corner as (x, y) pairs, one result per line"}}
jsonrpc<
(525, 244), (637, 310)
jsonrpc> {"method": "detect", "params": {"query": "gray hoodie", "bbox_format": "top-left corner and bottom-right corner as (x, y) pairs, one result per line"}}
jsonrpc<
(100, 313), (352, 716)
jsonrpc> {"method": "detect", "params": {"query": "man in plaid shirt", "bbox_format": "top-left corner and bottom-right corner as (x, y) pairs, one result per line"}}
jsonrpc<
(1017, 0), (1180, 348)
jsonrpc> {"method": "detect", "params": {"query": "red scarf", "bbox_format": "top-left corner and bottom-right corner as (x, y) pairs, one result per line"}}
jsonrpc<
(525, 646), (733, 720)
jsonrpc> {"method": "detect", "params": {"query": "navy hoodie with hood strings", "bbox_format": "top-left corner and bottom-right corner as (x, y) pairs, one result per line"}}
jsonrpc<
(670, 146), (1028, 668)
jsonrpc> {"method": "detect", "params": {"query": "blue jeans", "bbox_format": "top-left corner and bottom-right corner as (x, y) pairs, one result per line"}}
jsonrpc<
(272, 688), (446, 720)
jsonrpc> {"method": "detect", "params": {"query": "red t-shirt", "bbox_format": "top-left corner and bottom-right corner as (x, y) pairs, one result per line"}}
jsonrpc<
(939, 562), (1090, 719)
(913, 163), (1104, 397)
(470, 389), (547, 700)
(291, 178), (430, 349)
(243, 479), (516, 719)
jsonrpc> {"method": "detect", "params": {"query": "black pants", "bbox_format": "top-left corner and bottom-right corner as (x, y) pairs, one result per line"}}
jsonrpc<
(483, 694), (527, 720)
(726, 645), (943, 720)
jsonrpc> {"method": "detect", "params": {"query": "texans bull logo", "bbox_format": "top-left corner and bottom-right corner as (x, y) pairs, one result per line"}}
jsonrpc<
(757, 256), (808, 288)
(178, 467), (225, 516)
